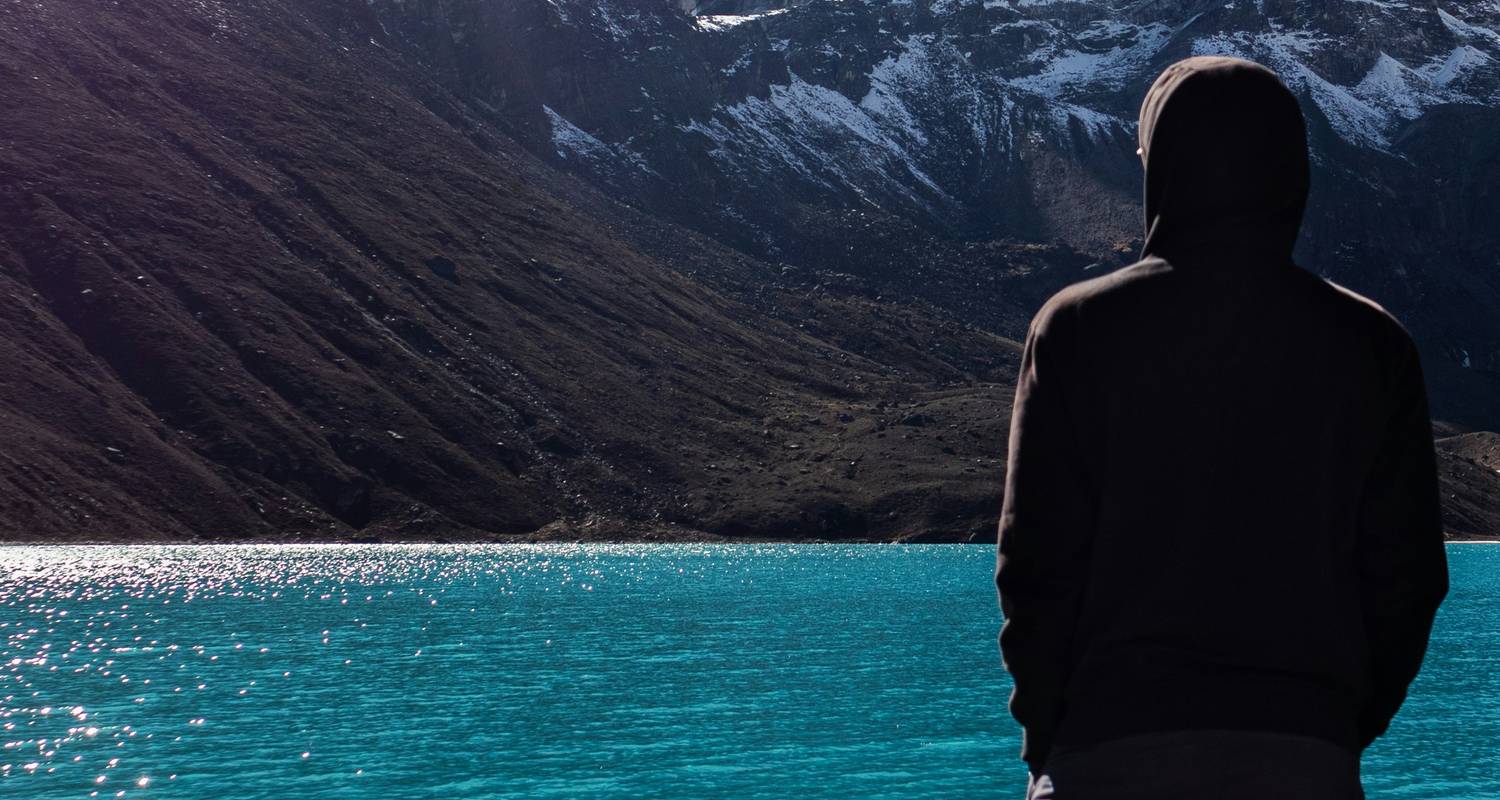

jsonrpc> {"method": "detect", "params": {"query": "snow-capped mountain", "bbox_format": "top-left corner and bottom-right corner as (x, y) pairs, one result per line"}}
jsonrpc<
(372, 0), (1500, 427)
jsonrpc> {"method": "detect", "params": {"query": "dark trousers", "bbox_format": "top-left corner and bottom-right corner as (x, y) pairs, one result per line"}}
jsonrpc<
(1024, 729), (1364, 800)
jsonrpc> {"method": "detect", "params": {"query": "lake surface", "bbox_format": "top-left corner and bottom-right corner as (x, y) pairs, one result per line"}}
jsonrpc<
(1, 543), (1494, 799)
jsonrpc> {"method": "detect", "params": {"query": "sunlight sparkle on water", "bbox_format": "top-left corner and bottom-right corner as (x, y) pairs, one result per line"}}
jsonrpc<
(0, 544), (1496, 799)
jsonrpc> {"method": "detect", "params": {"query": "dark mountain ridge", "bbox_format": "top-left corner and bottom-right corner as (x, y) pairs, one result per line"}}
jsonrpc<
(1, 0), (1495, 541)
(367, 0), (1500, 428)
(0, 0), (1031, 542)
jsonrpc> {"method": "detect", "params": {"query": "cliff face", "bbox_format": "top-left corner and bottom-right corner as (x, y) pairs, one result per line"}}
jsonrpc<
(1, 1), (1495, 542)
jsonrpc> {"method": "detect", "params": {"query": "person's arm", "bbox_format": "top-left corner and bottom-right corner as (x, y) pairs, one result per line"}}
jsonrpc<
(995, 301), (1096, 775)
(1355, 339), (1449, 748)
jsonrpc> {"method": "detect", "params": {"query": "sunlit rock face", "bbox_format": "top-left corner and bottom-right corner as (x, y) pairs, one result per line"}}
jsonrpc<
(372, 0), (1500, 427)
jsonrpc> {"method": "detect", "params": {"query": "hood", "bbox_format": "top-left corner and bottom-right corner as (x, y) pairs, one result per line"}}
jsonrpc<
(1138, 56), (1310, 264)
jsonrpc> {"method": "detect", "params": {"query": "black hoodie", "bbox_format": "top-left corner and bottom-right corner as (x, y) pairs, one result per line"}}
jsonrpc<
(995, 56), (1449, 773)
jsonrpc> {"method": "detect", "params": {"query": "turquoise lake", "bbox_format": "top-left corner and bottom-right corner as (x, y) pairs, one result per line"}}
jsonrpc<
(1, 543), (1495, 798)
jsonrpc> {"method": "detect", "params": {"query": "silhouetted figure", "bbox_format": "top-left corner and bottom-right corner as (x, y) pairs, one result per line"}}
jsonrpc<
(996, 56), (1449, 799)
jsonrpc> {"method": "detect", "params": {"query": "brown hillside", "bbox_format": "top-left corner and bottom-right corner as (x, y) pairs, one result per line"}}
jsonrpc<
(1437, 433), (1500, 540)
(0, 0), (1018, 542)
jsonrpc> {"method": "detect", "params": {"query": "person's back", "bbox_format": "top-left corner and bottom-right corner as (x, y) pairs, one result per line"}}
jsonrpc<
(995, 56), (1449, 799)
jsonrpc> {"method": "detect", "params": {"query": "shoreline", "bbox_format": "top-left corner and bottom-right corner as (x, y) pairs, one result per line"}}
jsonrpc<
(2, 538), (1496, 546)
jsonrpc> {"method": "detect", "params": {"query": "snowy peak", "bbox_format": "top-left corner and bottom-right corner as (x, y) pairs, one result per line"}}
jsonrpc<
(613, 1), (1495, 148)
(368, 0), (1500, 402)
(369, 0), (1500, 224)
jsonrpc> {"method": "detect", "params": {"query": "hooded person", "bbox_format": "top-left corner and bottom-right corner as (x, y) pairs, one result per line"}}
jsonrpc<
(995, 56), (1449, 799)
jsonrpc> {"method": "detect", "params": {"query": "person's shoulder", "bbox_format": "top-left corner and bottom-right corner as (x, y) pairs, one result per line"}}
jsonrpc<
(1302, 271), (1418, 355)
(1052, 257), (1171, 306)
(1028, 257), (1172, 331)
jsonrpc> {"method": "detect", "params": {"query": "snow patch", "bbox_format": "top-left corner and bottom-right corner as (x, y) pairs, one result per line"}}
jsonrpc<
(930, 0), (985, 12)
(1050, 103), (1125, 140)
(545, 106), (656, 174)
(696, 9), (788, 32)
(1428, 45), (1491, 86)
(1340, 0), (1411, 10)
(681, 73), (950, 209)
(545, 105), (609, 161)
(1011, 23), (1172, 99)
(1354, 52), (1437, 118)
(860, 38), (940, 147)
(1190, 32), (1478, 148)
(1438, 8), (1500, 47)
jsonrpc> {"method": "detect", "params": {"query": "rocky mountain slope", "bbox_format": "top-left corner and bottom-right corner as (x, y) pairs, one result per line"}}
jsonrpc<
(1, 0), (1040, 543)
(368, 0), (1500, 427)
(1438, 431), (1500, 538)
(1, 0), (1495, 541)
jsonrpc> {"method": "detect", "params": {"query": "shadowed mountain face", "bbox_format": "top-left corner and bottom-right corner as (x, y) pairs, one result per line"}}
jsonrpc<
(0, 0), (1039, 542)
(367, 0), (1500, 428)
(0, 0), (1495, 541)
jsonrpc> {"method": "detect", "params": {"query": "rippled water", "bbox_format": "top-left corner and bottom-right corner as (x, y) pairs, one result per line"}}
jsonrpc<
(0, 544), (1494, 799)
